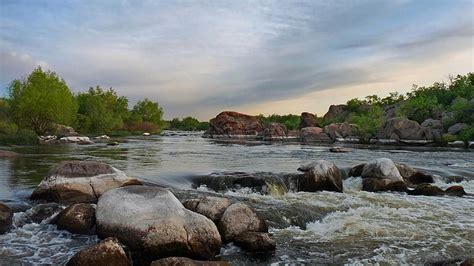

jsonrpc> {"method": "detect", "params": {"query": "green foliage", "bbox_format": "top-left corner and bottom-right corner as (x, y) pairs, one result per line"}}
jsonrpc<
(348, 105), (384, 141)
(441, 133), (457, 144)
(0, 129), (38, 145)
(129, 98), (163, 125)
(458, 126), (474, 142)
(448, 97), (474, 125)
(260, 114), (300, 130)
(75, 86), (129, 133)
(168, 117), (209, 131)
(399, 93), (442, 124)
(8, 67), (77, 134)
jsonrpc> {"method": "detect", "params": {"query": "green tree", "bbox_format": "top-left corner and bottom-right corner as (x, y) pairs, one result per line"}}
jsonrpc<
(348, 105), (384, 141)
(130, 98), (163, 125)
(8, 67), (77, 134)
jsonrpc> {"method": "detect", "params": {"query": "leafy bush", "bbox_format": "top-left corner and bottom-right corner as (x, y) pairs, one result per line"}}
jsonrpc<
(348, 105), (384, 141)
(458, 126), (474, 142)
(260, 114), (300, 130)
(168, 117), (209, 131)
(0, 129), (37, 145)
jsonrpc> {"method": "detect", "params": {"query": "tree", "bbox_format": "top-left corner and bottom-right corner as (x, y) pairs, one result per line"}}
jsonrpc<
(8, 67), (77, 134)
(130, 98), (163, 125)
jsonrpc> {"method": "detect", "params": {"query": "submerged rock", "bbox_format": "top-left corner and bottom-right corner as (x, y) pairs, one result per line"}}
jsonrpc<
(218, 203), (268, 243)
(329, 146), (351, 153)
(0, 150), (19, 158)
(151, 257), (230, 266)
(67, 237), (130, 266)
(361, 158), (404, 192)
(0, 203), (13, 234)
(445, 176), (468, 183)
(31, 160), (142, 204)
(233, 231), (276, 252)
(183, 196), (232, 223)
(96, 186), (221, 259)
(294, 160), (343, 192)
(192, 172), (288, 196)
(409, 184), (444, 196)
(56, 203), (95, 234)
(444, 186), (467, 197)
(18, 202), (62, 226)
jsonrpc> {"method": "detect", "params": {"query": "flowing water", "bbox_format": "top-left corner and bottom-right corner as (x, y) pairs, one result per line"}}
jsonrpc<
(1, 131), (473, 265)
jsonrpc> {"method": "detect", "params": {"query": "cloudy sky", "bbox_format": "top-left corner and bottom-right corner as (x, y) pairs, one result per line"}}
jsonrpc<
(0, 0), (472, 119)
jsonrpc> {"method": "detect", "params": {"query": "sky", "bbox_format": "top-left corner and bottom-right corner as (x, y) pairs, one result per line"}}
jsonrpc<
(0, 0), (473, 120)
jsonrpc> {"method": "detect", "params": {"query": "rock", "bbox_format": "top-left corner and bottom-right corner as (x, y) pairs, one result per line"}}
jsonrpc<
(300, 112), (317, 128)
(362, 179), (407, 192)
(361, 158), (404, 192)
(445, 176), (468, 183)
(287, 129), (300, 139)
(329, 146), (351, 153)
(143, 132), (151, 136)
(448, 140), (465, 147)
(151, 257), (230, 266)
(218, 203), (268, 243)
(18, 202), (62, 226)
(258, 123), (287, 140)
(96, 186), (221, 259)
(56, 203), (95, 234)
(66, 237), (130, 266)
(323, 123), (360, 141)
(204, 111), (264, 138)
(420, 119), (443, 140)
(323, 104), (348, 121)
(469, 141), (474, 149)
(59, 136), (94, 144)
(192, 172), (288, 196)
(395, 163), (434, 185)
(107, 141), (119, 146)
(448, 123), (468, 134)
(294, 160), (343, 192)
(377, 117), (429, 140)
(409, 184), (444, 196)
(234, 231), (276, 252)
(300, 127), (332, 142)
(31, 161), (142, 204)
(348, 164), (365, 177)
(54, 124), (79, 137)
(0, 203), (13, 234)
(183, 197), (232, 223)
(444, 186), (467, 197)
(0, 150), (19, 158)
(461, 258), (474, 266)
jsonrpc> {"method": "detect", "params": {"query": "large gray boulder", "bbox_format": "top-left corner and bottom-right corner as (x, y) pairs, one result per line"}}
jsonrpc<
(31, 161), (142, 204)
(377, 117), (428, 140)
(218, 203), (268, 243)
(96, 186), (221, 259)
(448, 123), (468, 134)
(0, 203), (13, 234)
(300, 127), (332, 142)
(67, 237), (130, 266)
(420, 119), (443, 140)
(361, 158), (405, 192)
(294, 160), (343, 192)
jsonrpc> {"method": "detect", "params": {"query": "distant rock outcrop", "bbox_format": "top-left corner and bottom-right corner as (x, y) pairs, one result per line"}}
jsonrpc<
(377, 117), (429, 140)
(300, 112), (317, 128)
(323, 104), (348, 121)
(300, 127), (332, 142)
(204, 111), (264, 138)
(323, 122), (360, 141)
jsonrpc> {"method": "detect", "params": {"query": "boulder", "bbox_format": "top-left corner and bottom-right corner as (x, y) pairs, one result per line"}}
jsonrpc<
(448, 123), (468, 134)
(31, 161), (142, 204)
(287, 129), (300, 139)
(54, 124), (79, 137)
(300, 127), (332, 142)
(461, 258), (474, 266)
(300, 112), (317, 128)
(448, 140), (465, 147)
(323, 123), (360, 140)
(183, 197), (232, 223)
(56, 203), (95, 234)
(377, 117), (428, 140)
(96, 186), (221, 259)
(409, 184), (444, 196)
(444, 186), (467, 197)
(445, 176), (468, 183)
(59, 136), (94, 145)
(234, 231), (276, 252)
(66, 237), (130, 266)
(0, 203), (13, 234)
(0, 150), (19, 158)
(218, 203), (268, 243)
(420, 119), (443, 140)
(329, 146), (351, 153)
(323, 104), (348, 121)
(17, 202), (62, 226)
(361, 158), (404, 192)
(204, 111), (264, 138)
(294, 160), (343, 192)
(395, 163), (434, 185)
(151, 257), (230, 266)
(348, 164), (365, 177)
(362, 180), (407, 192)
(258, 123), (287, 140)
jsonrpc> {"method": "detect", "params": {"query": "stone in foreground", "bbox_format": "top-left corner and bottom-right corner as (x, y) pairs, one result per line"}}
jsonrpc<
(183, 196), (232, 223)
(234, 231), (276, 252)
(67, 237), (130, 266)
(31, 161), (142, 204)
(0, 203), (13, 234)
(56, 203), (95, 234)
(361, 158), (404, 192)
(151, 257), (230, 266)
(218, 203), (268, 243)
(295, 160), (343, 192)
(96, 186), (221, 260)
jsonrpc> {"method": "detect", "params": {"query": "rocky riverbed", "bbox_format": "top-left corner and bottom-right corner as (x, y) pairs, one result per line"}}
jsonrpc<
(0, 132), (473, 264)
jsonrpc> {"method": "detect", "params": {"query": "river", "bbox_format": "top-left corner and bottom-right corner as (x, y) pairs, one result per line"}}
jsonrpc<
(1, 131), (473, 265)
